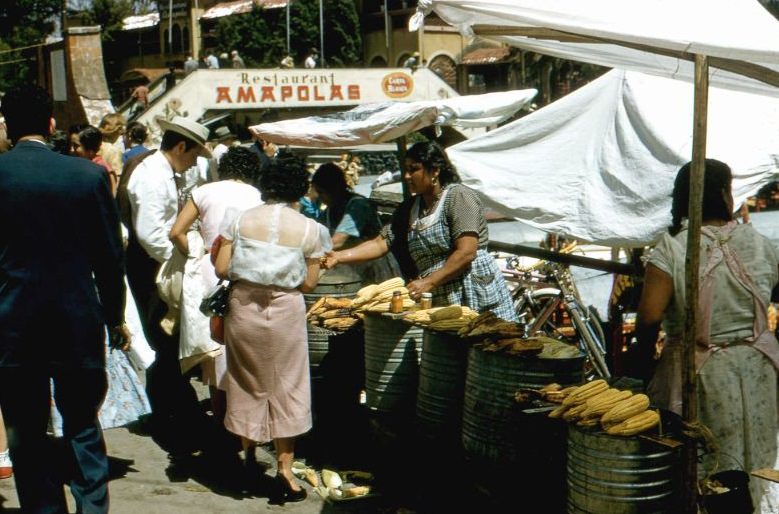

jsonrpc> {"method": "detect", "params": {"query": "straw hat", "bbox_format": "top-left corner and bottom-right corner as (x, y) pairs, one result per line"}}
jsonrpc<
(212, 126), (233, 142)
(158, 116), (211, 156)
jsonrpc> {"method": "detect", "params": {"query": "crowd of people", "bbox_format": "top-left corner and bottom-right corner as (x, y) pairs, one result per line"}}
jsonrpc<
(0, 80), (777, 513)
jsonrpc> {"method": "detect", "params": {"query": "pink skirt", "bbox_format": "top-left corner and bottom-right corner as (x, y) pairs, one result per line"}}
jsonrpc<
(223, 281), (311, 442)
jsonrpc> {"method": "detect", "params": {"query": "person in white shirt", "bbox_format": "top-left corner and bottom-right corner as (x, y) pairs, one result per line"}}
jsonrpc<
(124, 116), (218, 458)
(304, 49), (319, 69)
(169, 147), (263, 423)
(206, 52), (220, 69)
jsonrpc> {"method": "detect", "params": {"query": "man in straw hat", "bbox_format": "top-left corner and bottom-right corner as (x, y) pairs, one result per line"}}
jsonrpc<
(125, 116), (216, 458)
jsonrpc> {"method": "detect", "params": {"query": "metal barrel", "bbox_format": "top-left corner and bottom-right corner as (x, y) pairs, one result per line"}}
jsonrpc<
(566, 423), (682, 514)
(462, 346), (584, 464)
(303, 266), (362, 373)
(363, 314), (424, 414)
(416, 329), (468, 436)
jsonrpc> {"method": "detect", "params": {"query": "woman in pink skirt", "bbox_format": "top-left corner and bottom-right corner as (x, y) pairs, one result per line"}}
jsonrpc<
(215, 152), (330, 503)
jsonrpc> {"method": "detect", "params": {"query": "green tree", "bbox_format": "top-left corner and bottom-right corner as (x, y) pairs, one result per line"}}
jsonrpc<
(82, 0), (134, 42)
(0, 0), (61, 89)
(215, 0), (361, 68)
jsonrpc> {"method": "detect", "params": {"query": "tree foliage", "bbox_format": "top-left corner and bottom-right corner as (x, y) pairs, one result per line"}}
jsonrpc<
(215, 0), (361, 68)
(82, 0), (134, 42)
(0, 0), (61, 89)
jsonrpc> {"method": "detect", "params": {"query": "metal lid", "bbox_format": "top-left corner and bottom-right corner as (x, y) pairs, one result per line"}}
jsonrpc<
(317, 264), (362, 285)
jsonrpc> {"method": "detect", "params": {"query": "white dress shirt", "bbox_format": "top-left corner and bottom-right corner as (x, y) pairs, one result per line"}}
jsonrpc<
(126, 151), (178, 263)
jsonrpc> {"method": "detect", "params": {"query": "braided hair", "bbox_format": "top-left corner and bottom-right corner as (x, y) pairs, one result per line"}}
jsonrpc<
(259, 150), (308, 203)
(405, 141), (461, 186)
(669, 158), (733, 236)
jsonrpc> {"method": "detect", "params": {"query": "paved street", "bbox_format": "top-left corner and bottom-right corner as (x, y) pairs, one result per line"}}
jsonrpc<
(0, 379), (499, 514)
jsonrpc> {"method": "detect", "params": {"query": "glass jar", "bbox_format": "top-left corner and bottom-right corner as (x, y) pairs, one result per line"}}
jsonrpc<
(390, 290), (404, 313)
(419, 292), (433, 310)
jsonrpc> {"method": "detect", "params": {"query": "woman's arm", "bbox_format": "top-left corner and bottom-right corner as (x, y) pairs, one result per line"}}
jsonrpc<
(323, 235), (389, 268)
(169, 199), (199, 255)
(214, 239), (234, 280)
(300, 258), (321, 293)
(330, 232), (349, 250)
(633, 263), (674, 380)
(406, 234), (478, 300)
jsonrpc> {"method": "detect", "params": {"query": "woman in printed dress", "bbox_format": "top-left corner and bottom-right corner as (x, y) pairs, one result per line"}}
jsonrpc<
(323, 141), (516, 321)
(635, 159), (779, 506)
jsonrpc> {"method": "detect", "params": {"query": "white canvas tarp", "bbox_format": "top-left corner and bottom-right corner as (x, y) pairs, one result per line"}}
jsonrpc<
(413, 0), (779, 96)
(447, 69), (779, 247)
(248, 89), (537, 146)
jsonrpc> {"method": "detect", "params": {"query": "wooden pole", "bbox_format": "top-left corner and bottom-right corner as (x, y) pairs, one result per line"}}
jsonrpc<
(682, 53), (708, 514)
(396, 135), (409, 200)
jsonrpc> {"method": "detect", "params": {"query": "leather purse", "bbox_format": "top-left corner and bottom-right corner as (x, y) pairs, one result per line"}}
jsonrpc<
(200, 280), (231, 318)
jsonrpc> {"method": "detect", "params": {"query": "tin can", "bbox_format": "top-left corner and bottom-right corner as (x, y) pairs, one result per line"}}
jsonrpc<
(420, 292), (433, 310)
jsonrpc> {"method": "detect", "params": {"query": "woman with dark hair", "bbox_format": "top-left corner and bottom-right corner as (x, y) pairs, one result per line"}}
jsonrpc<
(169, 147), (263, 417)
(312, 162), (399, 283)
(71, 125), (118, 195)
(324, 141), (516, 320)
(214, 152), (330, 503)
(122, 122), (149, 164)
(636, 158), (779, 506)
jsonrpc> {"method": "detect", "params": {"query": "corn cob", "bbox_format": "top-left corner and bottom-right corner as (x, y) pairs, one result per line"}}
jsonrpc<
(581, 389), (633, 419)
(373, 277), (405, 296)
(605, 409), (660, 436)
(601, 394), (651, 426)
(429, 305), (464, 322)
(371, 287), (410, 304)
(562, 402), (589, 422)
(323, 317), (359, 330)
(562, 379), (609, 407)
(576, 417), (600, 428)
(342, 486), (371, 498)
(306, 297), (327, 317)
(548, 405), (569, 419)
(322, 297), (353, 310)
(319, 309), (352, 320)
(356, 284), (379, 299)
(428, 318), (470, 332)
(541, 383), (562, 393)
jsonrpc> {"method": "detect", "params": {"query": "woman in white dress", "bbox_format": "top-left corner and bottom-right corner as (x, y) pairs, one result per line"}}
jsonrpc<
(170, 147), (263, 420)
(215, 152), (330, 503)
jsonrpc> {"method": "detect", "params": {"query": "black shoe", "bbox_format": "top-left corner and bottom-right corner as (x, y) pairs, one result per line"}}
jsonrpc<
(272, 474), (307, 504)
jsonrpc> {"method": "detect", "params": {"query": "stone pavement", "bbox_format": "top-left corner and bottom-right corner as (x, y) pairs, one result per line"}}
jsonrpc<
(0, 379), (506, 514)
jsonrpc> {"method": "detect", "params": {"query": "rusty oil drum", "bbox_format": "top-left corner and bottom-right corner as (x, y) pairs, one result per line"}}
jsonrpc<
(303, 266), (362, 373)
(363, 314), (424, 414)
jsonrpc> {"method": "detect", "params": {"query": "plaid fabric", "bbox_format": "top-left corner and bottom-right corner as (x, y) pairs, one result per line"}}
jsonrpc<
(407, 186), (517, 321)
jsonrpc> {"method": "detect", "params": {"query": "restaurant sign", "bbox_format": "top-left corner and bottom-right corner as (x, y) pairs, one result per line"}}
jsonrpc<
(207, 69), (415, 109)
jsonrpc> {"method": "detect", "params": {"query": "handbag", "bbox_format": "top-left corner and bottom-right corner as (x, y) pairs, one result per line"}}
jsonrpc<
(200, 280), (231, 317)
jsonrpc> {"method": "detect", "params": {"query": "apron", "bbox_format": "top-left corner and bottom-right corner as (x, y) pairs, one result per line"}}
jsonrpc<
(648, 221), (779, 415)
(406, 186), (517, 321)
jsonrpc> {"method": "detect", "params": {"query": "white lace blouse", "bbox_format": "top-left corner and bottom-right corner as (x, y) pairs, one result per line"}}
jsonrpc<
(221, 203), (331, 289)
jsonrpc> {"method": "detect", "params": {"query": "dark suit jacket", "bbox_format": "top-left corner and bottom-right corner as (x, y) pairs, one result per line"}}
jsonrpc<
(0, 141), (125, 369)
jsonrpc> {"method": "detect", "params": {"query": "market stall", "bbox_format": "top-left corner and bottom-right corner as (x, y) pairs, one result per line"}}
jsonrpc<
(409, 0), (779, 511)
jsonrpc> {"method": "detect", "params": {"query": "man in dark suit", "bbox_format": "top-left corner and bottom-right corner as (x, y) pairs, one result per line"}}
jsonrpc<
(0, 86), (128, 513)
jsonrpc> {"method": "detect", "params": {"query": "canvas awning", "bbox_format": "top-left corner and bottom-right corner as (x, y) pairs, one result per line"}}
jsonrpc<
(445, 69), (779, 247)
(411, 0), (779, 96)
(248, 89), (537, 147)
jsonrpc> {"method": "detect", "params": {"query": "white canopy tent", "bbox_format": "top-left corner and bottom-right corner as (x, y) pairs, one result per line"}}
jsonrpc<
(248, 89), (537, 146)
(447, 69), (779, 247)
(411, 0), (779, 95)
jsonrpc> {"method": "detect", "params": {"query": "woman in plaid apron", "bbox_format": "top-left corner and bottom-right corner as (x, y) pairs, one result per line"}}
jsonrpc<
(323, 141), (517, 321)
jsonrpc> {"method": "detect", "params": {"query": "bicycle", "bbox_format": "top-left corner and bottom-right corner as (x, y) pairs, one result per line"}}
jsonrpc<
(502, 256), (611, 380)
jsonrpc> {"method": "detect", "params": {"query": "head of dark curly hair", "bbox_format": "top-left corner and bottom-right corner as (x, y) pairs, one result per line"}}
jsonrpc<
(218, 146), (261, 184)
(405, 141), (461, 187)
(259, 150), (309, 203)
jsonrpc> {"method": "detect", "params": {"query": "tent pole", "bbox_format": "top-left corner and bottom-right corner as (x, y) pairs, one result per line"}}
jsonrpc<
(396, 135), (409, 200)
(682, 53), (708, 514)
